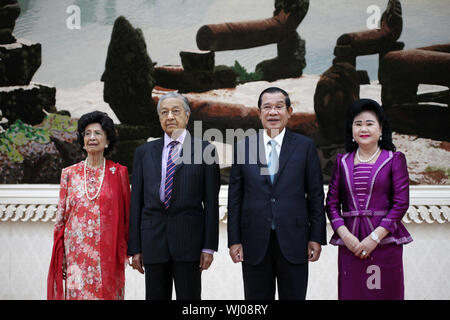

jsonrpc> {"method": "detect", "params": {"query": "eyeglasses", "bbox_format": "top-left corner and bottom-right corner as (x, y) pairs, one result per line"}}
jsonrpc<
(260, 105), (286, 113)
(159, 108), (184, 118)
(82, 130), (104, 138)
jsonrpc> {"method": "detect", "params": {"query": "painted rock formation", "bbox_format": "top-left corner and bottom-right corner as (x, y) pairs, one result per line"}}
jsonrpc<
(333, 0), (404, 84)
(196, 0), (309, 81)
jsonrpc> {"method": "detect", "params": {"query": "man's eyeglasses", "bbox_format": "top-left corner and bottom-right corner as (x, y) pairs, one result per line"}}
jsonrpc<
(260, 105), (286, 113)
(159, 108), (183, 118)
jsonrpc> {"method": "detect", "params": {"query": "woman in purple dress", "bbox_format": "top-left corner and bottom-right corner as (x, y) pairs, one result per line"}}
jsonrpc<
(326, 99), (413, 300)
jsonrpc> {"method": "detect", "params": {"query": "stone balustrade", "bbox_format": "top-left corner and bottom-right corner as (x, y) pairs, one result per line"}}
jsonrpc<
(1, 185), (449, 224)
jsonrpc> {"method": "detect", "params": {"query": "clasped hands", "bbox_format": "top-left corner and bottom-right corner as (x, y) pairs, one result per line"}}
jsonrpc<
(338, 226), (379, 259)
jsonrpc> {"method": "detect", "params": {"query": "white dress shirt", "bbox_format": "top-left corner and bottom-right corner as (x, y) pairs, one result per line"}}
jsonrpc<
(262, 128), (285, 165)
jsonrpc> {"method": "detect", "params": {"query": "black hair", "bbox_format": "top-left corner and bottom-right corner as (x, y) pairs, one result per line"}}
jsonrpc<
(77, 111), (117, 156)
(345, 99), (396, 152)
(257, 87), (291, 109)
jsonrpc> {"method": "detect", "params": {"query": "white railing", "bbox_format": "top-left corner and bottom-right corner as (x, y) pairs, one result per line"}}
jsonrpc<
(1, 185), (449, 224)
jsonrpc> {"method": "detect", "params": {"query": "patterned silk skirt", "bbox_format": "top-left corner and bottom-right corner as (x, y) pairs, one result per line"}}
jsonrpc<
(338, 243), (404, 300)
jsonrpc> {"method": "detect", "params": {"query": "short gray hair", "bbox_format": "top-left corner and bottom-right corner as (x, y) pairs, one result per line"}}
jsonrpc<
(156, 92), (191, 115)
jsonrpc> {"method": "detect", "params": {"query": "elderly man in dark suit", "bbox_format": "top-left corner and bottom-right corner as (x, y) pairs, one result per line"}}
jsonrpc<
(227, 87), (326, 300)
(128, 92), (220, 300)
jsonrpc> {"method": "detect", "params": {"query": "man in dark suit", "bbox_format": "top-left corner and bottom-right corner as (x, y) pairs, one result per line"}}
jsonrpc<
(227, 87), (326, 300)
(128, 92), (220, 300)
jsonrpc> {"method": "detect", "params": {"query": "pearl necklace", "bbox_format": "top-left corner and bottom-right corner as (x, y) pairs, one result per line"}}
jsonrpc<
(356, 147), (380, 163)
(84, 157), (105, 201)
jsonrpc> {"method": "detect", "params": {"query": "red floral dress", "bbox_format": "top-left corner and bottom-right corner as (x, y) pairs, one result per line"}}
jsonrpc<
(48, 160), (130, 300)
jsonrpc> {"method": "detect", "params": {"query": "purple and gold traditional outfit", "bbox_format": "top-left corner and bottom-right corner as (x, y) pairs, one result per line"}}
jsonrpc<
(326, 149), (413, 300)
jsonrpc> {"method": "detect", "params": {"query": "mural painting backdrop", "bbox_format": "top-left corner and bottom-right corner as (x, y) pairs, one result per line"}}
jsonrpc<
(1, 0), (449, 185)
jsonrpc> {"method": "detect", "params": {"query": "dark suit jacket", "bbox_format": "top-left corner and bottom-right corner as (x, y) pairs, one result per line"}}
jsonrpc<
(127, 135), (220, 264)
(227, 129), (326, 265)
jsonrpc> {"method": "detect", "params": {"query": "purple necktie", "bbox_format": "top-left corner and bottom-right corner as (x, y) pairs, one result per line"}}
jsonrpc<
(164, 141), (180, 209)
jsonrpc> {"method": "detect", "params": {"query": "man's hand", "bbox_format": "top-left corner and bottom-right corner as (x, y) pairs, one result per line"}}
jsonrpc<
(130, 253), (145, 274)
(199, 252), (214, 272)
(307, 241), (322, 262)
(229, 244), (244, 263)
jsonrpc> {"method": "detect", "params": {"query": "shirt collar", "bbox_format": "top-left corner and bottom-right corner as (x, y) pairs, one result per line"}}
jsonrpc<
(263, 128), (286, 147)
(164, 129), (187, 148)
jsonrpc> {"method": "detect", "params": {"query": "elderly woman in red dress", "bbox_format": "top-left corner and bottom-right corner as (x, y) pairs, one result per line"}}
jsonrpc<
(326, 99), (412, 300)
(47, 111), (130, 300)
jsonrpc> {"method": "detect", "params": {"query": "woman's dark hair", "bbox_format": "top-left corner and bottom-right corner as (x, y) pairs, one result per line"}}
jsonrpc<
(257, 87), (291, 109)
(345, 98), (396, 152)
(77, 111), (117, 156)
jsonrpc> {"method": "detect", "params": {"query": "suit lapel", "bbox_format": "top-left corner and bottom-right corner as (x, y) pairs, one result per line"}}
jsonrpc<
(257, 129), (297, 187)
(174, 134), (195, 174)
(152, 138), (164, 183)
(256, 131), (266, 166)
(255, 132), (272, 186)
(273, 129), (296, 186)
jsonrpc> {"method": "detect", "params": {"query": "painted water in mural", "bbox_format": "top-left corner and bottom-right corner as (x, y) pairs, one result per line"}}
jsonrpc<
(12, 0), (450, 87)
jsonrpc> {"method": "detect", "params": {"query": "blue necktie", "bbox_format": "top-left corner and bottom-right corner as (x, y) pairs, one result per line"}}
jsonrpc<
(268, 140), (278, 230)
(268, 140), (278, 184)
(164, 141), (180, 209)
